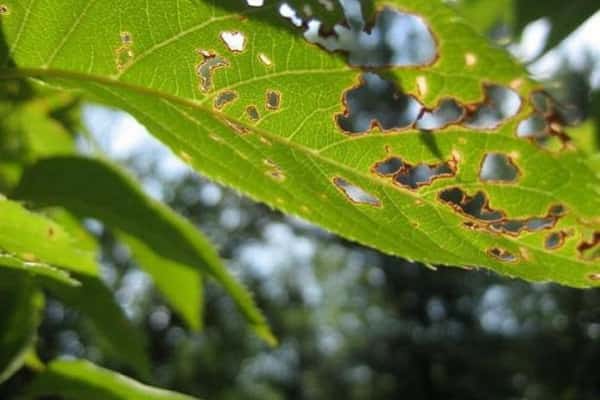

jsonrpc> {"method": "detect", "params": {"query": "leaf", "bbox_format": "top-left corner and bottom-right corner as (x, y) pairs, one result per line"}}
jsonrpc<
(0, 270), (44, 383)
(15, 156), (272, 343)
(1, 0), (599, 287)
(26, 359), (198, 400)
(0, 198), (97, 276)
(121, 233), (204, 331)
(41, 274), (151, 377)
(0, 252), (79, 286)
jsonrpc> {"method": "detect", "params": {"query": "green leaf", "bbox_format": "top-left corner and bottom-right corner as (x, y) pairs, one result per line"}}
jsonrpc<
(0, 252), (79, 286)
(121, 233), (204, 331)
(1, 0), (599, 288)
(41, 274), (151, 377)
(15, 156), (273, 343)
(0, 198), (97, 276)
(26, 359), (198, 400)
(0, 270), (44, 383)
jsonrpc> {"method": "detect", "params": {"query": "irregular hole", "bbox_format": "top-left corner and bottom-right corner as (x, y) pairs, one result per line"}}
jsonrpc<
(545, 231), (567, 250)
(279, 3), (303, 27)
(196, 50), (229, 92)
(578, 232), (600, 261)
(373, 155), (457, 190)
(263, 159), (286, 182)
(333, 177), (381, 206)
(337, 73), (421, 134)
(220, 31), (246, 53)
(266, 90), (281, 110)
(258, 53), (273, 67)
(214, 90), (238, 110)
(415, 99), (464, 130)
(115, 31), (134, 71)
(517, 92), (572, 150)
(440, 187), (566, 236)
(439, 188), (503, 222)
(246, 105), (261, 121)
(0, 5), (10, 15)
(373, 157), (403, 176)
(463, 85), (522, 129)
(303, 7), (437, 67)
(480, 153), (519, 183)
(488, 247), (518, 263)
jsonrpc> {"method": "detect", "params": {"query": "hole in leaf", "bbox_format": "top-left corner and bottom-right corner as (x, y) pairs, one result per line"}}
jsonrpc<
(517, 92), (572, 150)
(415, 99), (464, 130)
(337, 73), (421, 134)
(480, 153), (519, 183)
(373, 155), (457, 190)
(545, 231), (567, 250)
(266, 90), (281, 110)
(220, 31), (246, 53)
(214, 90), (238, 110)
(333, 177), (381, 206)
(0, 5), (9, 15)
(246, 0), (264, 7)
(578, 232), (600, 261)
(196, 50), (229, 92)
(246, 105), (261, 121)
(463, 85), (522, 129)
(439, 188), (503, 222)
(588, 273), (600, 281)
(303, 7), (437, 68)
(488, 247), (518, 263)
(440, 188), (566, 236)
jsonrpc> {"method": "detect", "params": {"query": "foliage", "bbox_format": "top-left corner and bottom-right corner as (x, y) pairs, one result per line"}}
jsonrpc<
(0, 0), (598, 397)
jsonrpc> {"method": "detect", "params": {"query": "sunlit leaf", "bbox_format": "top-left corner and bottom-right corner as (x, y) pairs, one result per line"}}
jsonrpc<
(26, 359), (198, 400)
(15, 156), (272, 343)
(1, 0), (599, 288)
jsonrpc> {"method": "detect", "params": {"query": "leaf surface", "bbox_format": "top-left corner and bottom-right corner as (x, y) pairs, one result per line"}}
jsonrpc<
(1, 0), (599, 287)
(15, 156), (271, 342)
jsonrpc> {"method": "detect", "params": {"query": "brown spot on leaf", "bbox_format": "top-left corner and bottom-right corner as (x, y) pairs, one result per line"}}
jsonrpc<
(0, 4), (9, 15)
(246, 105), (261, 121)
(266, 90), (281, 110)
(545, 231), (567, 250)
(333, 177), (381, 207)
(578, 232), (600, 261)
(214, 90), (238, 110)
(115, 31), (134, 71)
(196, 50), (229, 92)
(47, 227), (55, 238)
(263, 159), (286, 182)
(488, 247), (518, 263)
(224, 119), (250, 135)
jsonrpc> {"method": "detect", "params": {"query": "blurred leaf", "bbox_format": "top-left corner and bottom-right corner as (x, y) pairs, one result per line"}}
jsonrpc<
(0, 271), (44, 383)
(41, 274), (150, 377)
(121, 233), (204, 331)
(15, 156), (273, 344)
(26, 359), (198, 400)
(1, 0), (599, 288)
(514, 0), (598, 50)
(0, 253), (79, 286)
(0, 198), (97, 276)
